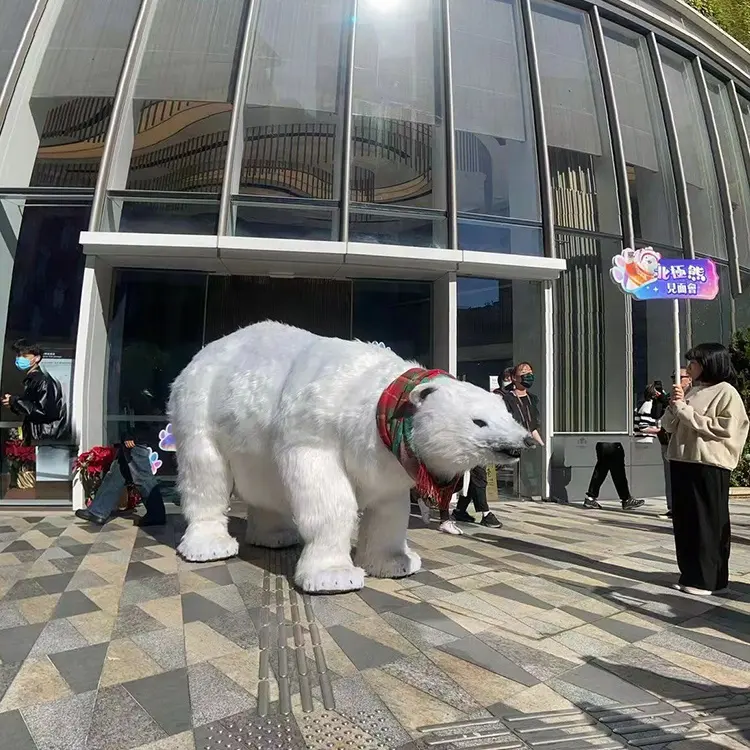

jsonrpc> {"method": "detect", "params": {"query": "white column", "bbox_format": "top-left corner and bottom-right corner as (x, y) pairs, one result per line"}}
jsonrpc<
(542, 279), (554, 499)
(433, 272), (457, 374)
(71, 256), (113, 509)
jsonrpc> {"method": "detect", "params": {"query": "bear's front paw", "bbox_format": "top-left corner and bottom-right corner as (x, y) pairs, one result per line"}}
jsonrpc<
(295, 564), (365, 594)
(356, 549), (422, 579)
(178, 523), (239, 562)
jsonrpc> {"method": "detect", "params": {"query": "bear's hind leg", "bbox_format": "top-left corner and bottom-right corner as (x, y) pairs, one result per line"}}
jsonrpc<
(354, 491), (421, 578)
(176, 433), (239, 562)
(278, 448), (364, 593)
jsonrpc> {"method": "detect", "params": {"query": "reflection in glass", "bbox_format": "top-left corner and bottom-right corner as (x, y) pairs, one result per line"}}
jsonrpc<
(0, 2), (36, 86)
(450, 0), (539, 221)
(349, 210), (447, 247)
(349, 0), (446, 211)
(457, 276), (544, 497)
(351, 280), (432, 364)
(107, 270), (207, 417)
(1, 203), (90, 503)
(706, 75), (750, 270)
(737, 272), (750, 330)
(241, 0), (347, 208)
(554, 233), (627, 432)
(458, 219), (542, 255)
(110, 197), (220, 235)
(603, 24), (680, 248)
(660, 48), (726, 259)
(29, 0), (141, 188)
(126, 0), (245, 192)
(234, 203), (337, 240)
(532, 1), (620, 234)
(690, 260), (732, 344)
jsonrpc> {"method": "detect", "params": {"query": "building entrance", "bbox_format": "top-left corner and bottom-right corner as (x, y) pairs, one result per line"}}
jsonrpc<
(105, 270), (433, 481)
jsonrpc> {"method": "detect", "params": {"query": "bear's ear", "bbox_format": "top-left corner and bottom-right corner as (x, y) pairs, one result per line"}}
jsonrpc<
(409, 383), (438, 406)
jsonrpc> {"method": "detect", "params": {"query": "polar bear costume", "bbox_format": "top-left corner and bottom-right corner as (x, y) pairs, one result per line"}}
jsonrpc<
(169, 321), (532, 593)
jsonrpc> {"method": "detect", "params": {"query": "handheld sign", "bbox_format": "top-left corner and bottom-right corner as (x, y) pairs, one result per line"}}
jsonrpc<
(610, 247), (720, 389)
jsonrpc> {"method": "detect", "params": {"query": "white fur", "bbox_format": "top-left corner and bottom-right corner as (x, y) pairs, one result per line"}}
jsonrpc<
(169, 321), (531, 593)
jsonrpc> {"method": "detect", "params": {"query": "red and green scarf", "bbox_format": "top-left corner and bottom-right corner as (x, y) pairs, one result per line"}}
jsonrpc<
(376, 367), (461, 511)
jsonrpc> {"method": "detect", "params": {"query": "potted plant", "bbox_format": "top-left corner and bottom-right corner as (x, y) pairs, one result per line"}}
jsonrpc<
(73, 446), (141, 511)
(4, 437), (36, 489)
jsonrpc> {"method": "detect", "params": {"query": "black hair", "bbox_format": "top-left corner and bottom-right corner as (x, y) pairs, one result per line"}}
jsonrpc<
(513, 361), (533, 376)
(12, 339), (43, 358)
(501, 366), (514, 379)
(644, 384), (659, 401)
(685, 342), (735, 386)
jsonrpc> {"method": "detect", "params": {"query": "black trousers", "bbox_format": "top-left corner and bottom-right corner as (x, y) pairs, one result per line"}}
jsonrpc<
(456, 466), (490, 514)
(586, 442), (631, 501)
(670, 460), (731, 591)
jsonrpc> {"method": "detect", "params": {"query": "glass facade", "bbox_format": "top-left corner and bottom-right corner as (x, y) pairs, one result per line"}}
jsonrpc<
(1, 0), (750, 505)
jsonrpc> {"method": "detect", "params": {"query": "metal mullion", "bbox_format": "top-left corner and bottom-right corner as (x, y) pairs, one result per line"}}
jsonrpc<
(339, 0), (357, 242)
(729, 80), (750, 284)
(694, 57), (741, 297)
(591, 5), (634, 433)
(520, 0), (555, 258)
(648, 35), (694, 260)
(0, 0), (49, 132)
(89, 0), (158, 232)
(218, 0), (260, 237)
(441, 0), (458, 249)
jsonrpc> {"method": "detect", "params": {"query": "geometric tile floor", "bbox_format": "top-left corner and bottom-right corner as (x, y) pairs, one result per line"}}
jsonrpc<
(0, 496), (748, 749)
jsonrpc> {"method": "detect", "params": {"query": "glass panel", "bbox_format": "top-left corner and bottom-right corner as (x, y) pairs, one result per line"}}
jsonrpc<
(631, 246), (689, 404)
(28, 0), (141, 188)
(126, 0), (246, 192)
(107, 270), (207, 418)
(349, 210), (447, 247)
(706, 75), (750, 270)
(1, 203), (90, 503)
(531, 1), (620, 234)
(241, 0), (347, 212)
(348, 0), (446, 212)
(660, 48), (726, 259)
(690, 260), (732, 344)
(554, 232), (627, 432)
(0, 1), (36, 86)
(107, 197), (220, 234)
(737, 272), (750, 330)
(450, 0), (539, 222)
(457, 277), (545, 497)
(351, 280), (432, 363)
(458, 219), (542, 255)
(105, 420), (178, 484)
(234, 203), (338, 240)
(204, 276), (351, 343)
(603, 23), (680, 248)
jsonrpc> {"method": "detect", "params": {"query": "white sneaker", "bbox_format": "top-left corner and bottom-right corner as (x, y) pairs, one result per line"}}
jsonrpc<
(439, 520), (463, 535)
(416, 498), (431, 524)
(673, 584), (713, 596)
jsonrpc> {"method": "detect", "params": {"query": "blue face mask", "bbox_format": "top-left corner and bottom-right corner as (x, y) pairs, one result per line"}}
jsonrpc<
(15, 356), (32, 371)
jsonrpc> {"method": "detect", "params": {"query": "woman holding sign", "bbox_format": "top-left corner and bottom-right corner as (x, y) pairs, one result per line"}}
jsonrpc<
(662, 344), (748, 596)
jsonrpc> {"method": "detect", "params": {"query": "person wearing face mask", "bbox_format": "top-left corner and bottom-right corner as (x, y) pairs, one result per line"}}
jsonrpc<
(1, 339), (68, 445)
(493, 367), (514, 394)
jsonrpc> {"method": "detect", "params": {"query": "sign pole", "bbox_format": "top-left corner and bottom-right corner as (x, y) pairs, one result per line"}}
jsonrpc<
(673, 299), (681, 387)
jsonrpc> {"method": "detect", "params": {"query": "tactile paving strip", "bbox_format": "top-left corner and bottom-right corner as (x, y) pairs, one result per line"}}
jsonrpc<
(195, 713), (308, 750)
(297, 711), (391, 749)
(416, 695), (750, 750)
(257, 549), (335, 716)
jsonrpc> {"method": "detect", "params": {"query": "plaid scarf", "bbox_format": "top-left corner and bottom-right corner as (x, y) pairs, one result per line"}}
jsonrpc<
(376, 367), (461, 511)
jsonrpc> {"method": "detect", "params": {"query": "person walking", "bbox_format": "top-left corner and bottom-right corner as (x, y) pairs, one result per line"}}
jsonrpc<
(452, 465), (502, 528)
(661, 343), (748, 596)
(583, 442), (645, 510)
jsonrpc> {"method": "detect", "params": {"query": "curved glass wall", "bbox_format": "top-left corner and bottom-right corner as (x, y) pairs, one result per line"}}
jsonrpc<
(1, 0), (750, 504)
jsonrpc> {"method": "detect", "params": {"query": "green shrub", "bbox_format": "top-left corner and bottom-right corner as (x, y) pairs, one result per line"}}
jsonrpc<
(729, 327), (750, 487)
(685, 0), (750, 48)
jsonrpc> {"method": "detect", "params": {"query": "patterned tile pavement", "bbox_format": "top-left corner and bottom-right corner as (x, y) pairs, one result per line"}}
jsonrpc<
(0, 497), (748, 750)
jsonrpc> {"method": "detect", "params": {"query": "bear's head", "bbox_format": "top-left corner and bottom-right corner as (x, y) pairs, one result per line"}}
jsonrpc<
(408, 378), (534, 479)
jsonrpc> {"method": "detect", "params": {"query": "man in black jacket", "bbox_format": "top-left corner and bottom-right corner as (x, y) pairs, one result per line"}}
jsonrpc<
(2, 339), (67, 444)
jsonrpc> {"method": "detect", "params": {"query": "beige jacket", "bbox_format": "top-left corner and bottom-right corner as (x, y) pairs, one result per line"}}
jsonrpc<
(662, 381), (749, 471)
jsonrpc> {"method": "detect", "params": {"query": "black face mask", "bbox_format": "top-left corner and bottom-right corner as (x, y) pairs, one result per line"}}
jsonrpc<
(520, 373), (535, 388)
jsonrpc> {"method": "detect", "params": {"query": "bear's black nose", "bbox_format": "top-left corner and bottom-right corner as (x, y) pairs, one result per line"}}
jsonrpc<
(523, 435), (537, 448)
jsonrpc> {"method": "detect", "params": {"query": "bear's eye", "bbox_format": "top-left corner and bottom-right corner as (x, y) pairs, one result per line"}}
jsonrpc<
(472, 419), (488, 428)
